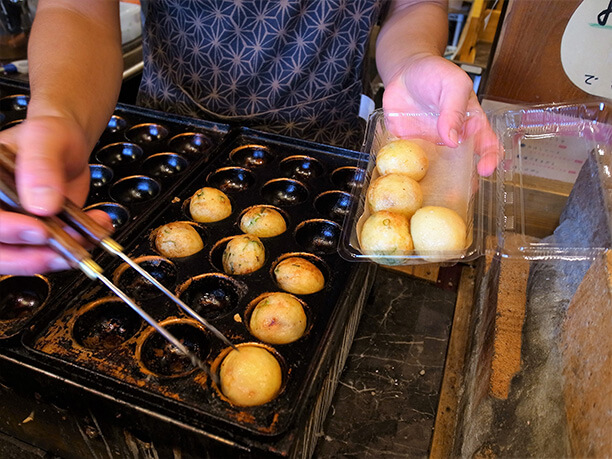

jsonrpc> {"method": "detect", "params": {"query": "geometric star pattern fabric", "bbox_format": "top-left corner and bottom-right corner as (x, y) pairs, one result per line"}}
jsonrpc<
(137, 0), (386, 149)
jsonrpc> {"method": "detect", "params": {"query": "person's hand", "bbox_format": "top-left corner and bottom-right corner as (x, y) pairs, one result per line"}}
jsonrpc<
(0, 116), (112, 275)
(381, 53), (501, 176)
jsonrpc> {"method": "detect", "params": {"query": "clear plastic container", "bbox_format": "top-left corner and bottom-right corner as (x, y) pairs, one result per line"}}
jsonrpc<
(339, 102), (612, 265)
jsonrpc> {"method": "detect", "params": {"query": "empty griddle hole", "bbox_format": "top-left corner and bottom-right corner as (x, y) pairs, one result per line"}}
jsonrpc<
(0, 275), (50, 321)
(279, 155), (324, 181)
(113, 256), (178, 301)
(83, 202), (130, 229)
(106, 115), (127, 133)
(96, 142), (143, 167)
(229, 144), (274, 168)
(142, 153), (189, 179)
(177, 273), (247, 320)
(89, 164), (114, 189)
(0, 118), (23, 131)
(168, 132), (213, 159)
(294, 219), (341, 254)
(261, 178), (308, 206)
(0, 94), (29, 111)
(125, 123), (169, 144)
(331, 166), (366, 192)
(138, 320), (211, 378)
(314, 190), (352, 222)
(72, 298), (143, 350)
(207, 167), (255, 193)
(109, 175), (161, 205)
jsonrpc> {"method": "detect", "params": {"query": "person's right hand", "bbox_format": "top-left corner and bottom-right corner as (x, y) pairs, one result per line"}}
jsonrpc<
(381, 53), (501, 177)
(0, 115), (112, 275)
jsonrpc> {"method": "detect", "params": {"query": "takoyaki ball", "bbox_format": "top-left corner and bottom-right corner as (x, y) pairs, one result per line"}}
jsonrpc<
(240, 206), (287, 238)
(367, 173), (423, 218)
(273, 257), (324, 295)
(219, 345), (282, 406)
(376, 139), (429, 181)
(154, 222), (203, 258)
(189, 187), (232, 223)
(249, 292), (307, 344)
(360, 211), (413, 265)
(222, 234), (265, 275)
(410, 206), (467, 260)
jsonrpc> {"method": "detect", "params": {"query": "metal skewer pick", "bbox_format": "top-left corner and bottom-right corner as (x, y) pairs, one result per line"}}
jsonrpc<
(0, 143), (234, 381)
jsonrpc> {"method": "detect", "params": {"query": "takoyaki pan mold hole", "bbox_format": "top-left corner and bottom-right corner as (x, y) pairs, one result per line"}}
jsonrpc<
(72, 298), (144, 350)
(294, 219), (341, 254)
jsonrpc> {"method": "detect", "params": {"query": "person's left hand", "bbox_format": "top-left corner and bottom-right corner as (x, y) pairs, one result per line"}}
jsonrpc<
(381, 53), (500, 176)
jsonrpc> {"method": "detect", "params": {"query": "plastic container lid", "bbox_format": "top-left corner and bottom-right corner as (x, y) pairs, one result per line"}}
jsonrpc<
(339, 101), (612, 265)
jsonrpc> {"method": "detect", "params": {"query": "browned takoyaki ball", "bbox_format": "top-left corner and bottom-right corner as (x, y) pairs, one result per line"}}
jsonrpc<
(249, 292), (307, 344)
(376, 139), (429, 181)
(219, 345), (283, 406)
(222, 234), (266, 275)
(367, 173), (423, 218)
(360, 210), (413, 265)
(154, 222), (203, 258)
(273, 257), (324, 295)
(239, 206), (287, 238)
(189, 187), (232, 223)
(410, 206), (467, 260)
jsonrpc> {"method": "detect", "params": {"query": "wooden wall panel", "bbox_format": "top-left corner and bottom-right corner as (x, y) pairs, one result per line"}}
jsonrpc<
(481, 0), (601, 103)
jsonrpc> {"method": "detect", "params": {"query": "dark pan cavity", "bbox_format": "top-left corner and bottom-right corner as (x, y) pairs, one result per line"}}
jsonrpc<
(125, 123), (169, 145)
(279, 155), (324, 181)
(110, 176), (161, 205)
(314, 191), (352, 222)
(0, 276), (50, 321)
(261, 179), (308, 206)
(106, 115), (127, 133)
(0, 94), (29, 111)
(138, 321), (211, 377)
(142, 153), (189, 180)
(177, 273), (247, 320)
(331, 166), (366, 191)
(113, 256), (178, 301)
(89, 164), (114, 189)
(72, 299), (143, 350)
(96, 142), (144, 167)
(168, 132), (213, 159)
(294, 219), (341, 254)
(0, 118), (24, 131)
(83, 202), (130, 229)
(207, 167), (255, 193)
(230, 144), (274, 168)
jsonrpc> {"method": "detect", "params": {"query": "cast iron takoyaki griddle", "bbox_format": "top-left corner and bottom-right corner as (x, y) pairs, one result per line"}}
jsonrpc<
(20, 126), (367, 438)
(0, 82), (229, 339)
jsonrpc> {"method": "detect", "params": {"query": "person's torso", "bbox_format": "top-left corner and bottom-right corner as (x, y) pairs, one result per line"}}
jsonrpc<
(137, 0), (386, 148)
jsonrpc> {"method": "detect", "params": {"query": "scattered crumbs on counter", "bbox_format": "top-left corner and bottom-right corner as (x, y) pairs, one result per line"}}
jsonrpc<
(20, 410), (35, 424)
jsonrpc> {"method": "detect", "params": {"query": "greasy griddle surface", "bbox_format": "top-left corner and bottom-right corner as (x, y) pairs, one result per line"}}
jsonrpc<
(0, 86), (227, 339)
(22, 127), (363, 437)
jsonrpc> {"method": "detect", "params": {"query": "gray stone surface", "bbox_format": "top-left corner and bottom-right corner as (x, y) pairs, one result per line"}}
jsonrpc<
(457, 151), (610, 457)
(315, 268), (458, 458)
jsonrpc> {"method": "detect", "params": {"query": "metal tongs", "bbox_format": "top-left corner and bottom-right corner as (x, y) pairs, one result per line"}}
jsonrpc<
(0, 143), (236, 382)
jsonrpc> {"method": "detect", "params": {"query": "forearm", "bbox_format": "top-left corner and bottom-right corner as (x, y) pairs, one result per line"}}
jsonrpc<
(27, 0), (123, 151)
(376, 0), (448, 85)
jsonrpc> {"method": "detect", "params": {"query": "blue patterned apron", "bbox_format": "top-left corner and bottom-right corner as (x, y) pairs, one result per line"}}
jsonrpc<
(137, 0), (385, 149)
